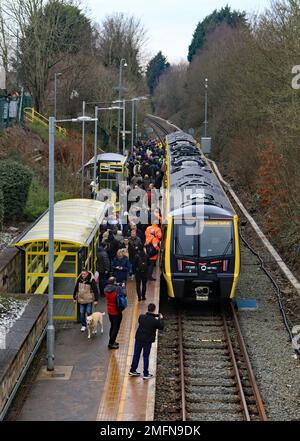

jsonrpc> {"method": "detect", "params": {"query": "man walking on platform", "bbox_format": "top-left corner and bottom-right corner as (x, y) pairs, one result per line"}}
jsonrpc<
(129, 303), (164, 379)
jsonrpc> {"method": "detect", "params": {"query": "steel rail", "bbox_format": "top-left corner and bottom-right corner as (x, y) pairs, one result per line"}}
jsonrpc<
(222, 311), (251, 421)
(230, 304), (268, 420)
(177, 311), (187, 421)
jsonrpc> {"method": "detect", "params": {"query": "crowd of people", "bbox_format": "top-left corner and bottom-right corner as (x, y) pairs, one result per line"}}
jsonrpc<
(73, 139), (165, 363)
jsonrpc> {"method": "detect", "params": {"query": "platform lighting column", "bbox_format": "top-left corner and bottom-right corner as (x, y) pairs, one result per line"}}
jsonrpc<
(54, 73), (62, 119)
(93, 105), (98, 196)
(135, 102), (138, 143)
(81, 100), (86, 198)
(47, 117), (56, 371)
(204, 78), (208, 137)
(122, 99), (126, 155)
(47, 114), (97, 371)
(117, 59), (127, 153)
(131, 99), (135, 148)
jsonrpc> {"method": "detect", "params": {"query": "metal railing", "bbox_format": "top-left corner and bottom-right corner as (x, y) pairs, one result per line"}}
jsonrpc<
(24, 107), (67, 136)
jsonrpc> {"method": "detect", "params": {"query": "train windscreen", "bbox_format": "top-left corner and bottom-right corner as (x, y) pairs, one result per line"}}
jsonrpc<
(199, 221), (233, 257)
(174, 220), (233, 258)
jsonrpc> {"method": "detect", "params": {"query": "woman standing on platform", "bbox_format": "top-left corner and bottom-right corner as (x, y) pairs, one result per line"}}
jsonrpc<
(73, 269), (99, 332)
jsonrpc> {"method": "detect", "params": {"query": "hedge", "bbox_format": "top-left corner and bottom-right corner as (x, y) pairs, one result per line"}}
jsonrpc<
(0, 188), (3, 230)
(0, 159), (33, 223)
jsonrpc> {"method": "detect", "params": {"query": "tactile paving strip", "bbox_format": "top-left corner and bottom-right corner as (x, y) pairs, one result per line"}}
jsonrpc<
(96, 281), (137, 421)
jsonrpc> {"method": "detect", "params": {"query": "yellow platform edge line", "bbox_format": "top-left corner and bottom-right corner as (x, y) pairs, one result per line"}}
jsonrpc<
(116, 298), (139, 421)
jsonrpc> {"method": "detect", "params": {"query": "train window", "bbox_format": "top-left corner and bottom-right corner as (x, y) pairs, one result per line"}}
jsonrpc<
(200, 222), (233, 257)
(174, 224), (198, 256)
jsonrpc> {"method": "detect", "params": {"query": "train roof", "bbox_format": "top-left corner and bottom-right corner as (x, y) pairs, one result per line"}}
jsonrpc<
(166, 132), (235, 217)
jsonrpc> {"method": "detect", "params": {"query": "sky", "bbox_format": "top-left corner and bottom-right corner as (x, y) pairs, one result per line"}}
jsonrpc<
(83, 0), (271, 64)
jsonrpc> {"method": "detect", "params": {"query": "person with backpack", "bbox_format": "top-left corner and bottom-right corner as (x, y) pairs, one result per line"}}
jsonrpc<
(129, 303), (164, 379)
(145, 230), (160, 281)
(103, 229), (121, 261)
(73, 269), (99, 332)
(104, 276), (126, 349)
(133, 248), (149, 301)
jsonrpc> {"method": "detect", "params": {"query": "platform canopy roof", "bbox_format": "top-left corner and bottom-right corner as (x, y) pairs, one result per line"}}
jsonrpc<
(14, 199), (107, 248)
(84, 152), (126, 167)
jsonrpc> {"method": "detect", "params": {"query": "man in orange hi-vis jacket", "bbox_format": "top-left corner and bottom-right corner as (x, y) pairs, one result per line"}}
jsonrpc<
(145, 228), (161, 281)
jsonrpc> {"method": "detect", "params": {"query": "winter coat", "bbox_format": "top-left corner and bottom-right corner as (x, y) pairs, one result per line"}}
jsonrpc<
(145, 234), (160, 261)
(112, 256), (131, 283)
(73, 272), (99, 304)
(145, 224), (162, 241)
(103, 237), (121, 260)
(133, 252), (149, 276)
(135, 312), (164, 343)
(96, 247), (110, 275)
(128, 236), (143, 262)
(104, 283), (122, 316)
(154, 174), (163, 189)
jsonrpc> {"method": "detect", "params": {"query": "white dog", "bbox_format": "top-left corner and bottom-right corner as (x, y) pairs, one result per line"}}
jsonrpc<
(86, 312), (105, 339)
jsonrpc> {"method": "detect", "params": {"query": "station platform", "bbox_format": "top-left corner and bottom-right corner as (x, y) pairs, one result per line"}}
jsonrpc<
(15, 269), (160, 421)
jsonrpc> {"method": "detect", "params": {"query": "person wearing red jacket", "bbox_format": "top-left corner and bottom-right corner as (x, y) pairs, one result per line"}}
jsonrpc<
(104, 276), (124, 349)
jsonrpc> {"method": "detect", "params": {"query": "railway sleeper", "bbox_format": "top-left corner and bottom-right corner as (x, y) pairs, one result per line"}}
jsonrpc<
(186, 412), (244, 421)
(187, 378), (236, 387)
(185, 392), (241, 404)
(184, 385), (239, 395)
(183, 346), (229, 354)
(185, 363), (233, 372)
(183, 342), (228, 350)
(185, 370), (235, 380)
(186, 401), (244, 413)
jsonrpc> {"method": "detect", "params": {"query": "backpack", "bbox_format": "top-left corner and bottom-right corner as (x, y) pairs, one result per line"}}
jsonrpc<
(146, 241), (158, 258)
(136, 255), (148, 273)
(115, 288), (128, 312)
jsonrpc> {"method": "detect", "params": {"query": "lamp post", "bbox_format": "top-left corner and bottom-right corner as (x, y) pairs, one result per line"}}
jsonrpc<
(116, 58), (127, 153)
(81, 101), (86, 198)
(131, 99), (135, 148)
(54, 73), (62, 119)
(47, 114), (97, 371)
(92, 105), (122, 198)
(204, 78), (208, 137)
(131, 96), (148, 145)
(122, 99), (126, 155)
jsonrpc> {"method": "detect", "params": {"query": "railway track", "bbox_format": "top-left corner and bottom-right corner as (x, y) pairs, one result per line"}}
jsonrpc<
(157, 303), (267, 421)
(145, 115), (174, 140)
(149, 114), (268, 420)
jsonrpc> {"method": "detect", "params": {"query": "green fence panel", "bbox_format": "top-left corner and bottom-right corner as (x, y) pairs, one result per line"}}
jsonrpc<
(0, 95), (33, 129)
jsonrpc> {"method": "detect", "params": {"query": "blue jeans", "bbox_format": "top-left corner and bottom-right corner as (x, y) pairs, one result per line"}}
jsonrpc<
(130, 340), (152, 376)
(79, 303), (93, 327)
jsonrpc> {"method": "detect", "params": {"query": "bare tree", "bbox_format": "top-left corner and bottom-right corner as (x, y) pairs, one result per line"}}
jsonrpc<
(1, 0), (92, 111)
(96, 13), (147, 80)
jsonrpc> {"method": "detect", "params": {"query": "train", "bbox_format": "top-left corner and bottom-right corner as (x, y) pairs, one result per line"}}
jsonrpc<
(162, 131), (240, 302)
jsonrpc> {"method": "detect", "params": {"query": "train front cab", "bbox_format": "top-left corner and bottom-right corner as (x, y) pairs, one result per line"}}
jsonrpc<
(163, 212), (240, 303)
(14, 199), (107, 320)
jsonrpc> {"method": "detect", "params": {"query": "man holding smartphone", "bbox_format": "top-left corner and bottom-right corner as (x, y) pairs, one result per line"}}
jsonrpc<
(129, 303), (164, 379)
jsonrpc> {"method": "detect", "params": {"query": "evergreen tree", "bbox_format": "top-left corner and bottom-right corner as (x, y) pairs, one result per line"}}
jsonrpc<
(188, 5), (247, 62)
(146, 51), (170, 95)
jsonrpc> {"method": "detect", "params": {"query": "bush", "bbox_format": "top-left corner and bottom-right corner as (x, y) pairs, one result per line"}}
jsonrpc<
(24, 177), (72, 221)
(0, 188), (4, 230)
(0, 160), (33, 223)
